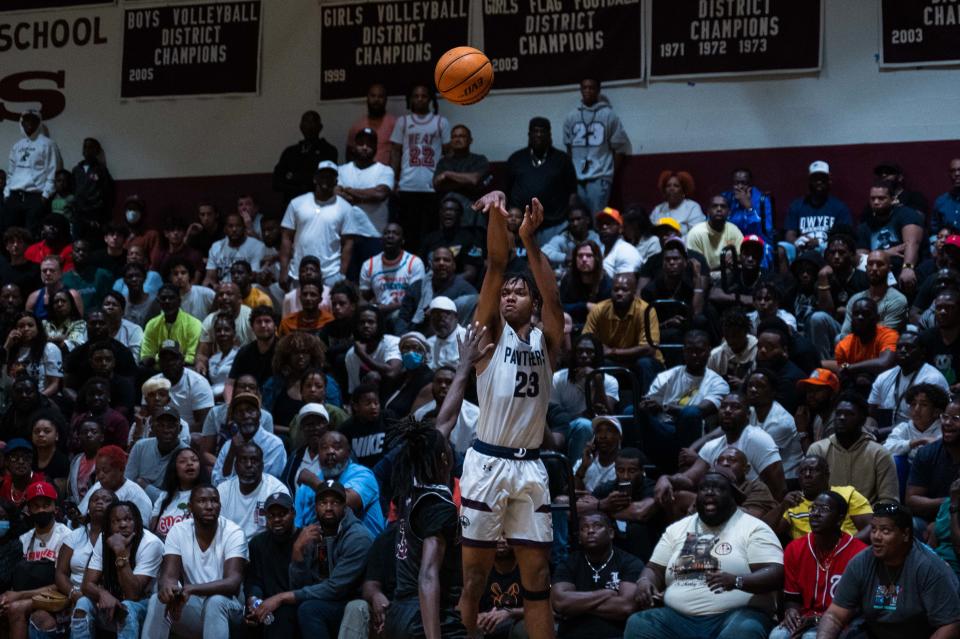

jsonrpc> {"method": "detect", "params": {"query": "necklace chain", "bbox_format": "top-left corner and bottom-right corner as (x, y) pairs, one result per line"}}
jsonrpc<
(586, 548), (615, 583)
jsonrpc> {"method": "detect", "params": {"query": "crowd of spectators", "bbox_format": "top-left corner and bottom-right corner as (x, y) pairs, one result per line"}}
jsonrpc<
(1, 78), (960, 639)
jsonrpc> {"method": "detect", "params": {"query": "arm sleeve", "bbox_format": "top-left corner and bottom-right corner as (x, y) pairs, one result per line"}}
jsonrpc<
(224, 524), (249, 561)
(41, 142), (58, 198)
(883, 423), (913, 457)
(919, 558), (960, 627)
(133, 538), (164, 578)
(782, 541), (801, 594)
(140, 322), (158, 363)
(745, 521), (784, 564)
(582, 306), (600, 335)
(244, 540), (266, 599)
(608, 115), (631, 154)
(551, 556), (575, 585)
(846, 489), (873, 517)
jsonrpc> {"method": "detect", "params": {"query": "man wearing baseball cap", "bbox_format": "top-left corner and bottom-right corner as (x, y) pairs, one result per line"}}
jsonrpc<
(250, 480), (372, 638)
(3, 108), (60, 236)
(785, 161), (853, 251)
(245, 491), (299, 634)
(339, 127), (394, 235)
(685, 195), (744, 272)
(596, 206), (643, 278)
(426, 296), (467, 369)
(279, 155), (377, 291)
(272, 110), (337, 206)
(22, 481), (72, 562)
(212, 392), (287, 485)
(796, 368), (841, 442)
(0, 438), (44, 506)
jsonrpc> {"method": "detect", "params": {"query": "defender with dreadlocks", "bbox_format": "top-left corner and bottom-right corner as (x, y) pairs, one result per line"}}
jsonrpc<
(387, 419), (464, 639)
(459, 191), (563, 639)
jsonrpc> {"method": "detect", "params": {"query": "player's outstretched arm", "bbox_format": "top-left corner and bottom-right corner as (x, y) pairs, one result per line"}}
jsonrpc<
(435, 322), (493, 439)
(519, 197), (564, 364)
(472, 191), (510, 340)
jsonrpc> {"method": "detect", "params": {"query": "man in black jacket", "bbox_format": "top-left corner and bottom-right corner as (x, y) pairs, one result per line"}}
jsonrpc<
(247, 480), (372, 639)
(272, 111), (337, 206)
(245, 492), (300, 638)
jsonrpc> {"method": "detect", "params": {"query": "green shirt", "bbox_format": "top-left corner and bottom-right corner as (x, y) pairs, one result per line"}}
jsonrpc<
(934, 498), (958, 571)
(62, 266), (113, 310)
(141, 310), (203, 366)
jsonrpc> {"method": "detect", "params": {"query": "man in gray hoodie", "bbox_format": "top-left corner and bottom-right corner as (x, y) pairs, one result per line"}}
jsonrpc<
(3, 108), (61, 236)
(563, 78), (631, 214)
(286, 479), (373, 639)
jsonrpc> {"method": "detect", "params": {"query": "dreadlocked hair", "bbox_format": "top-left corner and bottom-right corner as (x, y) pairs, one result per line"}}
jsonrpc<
(100, 501), (145, 600)
(389, 416), (450, 506)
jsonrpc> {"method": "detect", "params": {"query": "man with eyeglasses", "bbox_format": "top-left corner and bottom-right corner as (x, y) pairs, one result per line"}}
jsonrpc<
(905, 396), (960, 530)
(770, 490), (866, 639)
(817, 500), (960, 639)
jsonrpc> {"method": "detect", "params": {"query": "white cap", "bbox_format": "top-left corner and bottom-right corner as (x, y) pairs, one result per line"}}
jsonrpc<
(428, 296), (457, 313)
(591, 415), (622, 435)
(298, 403), (329, 421)
(808, 160), (830, 175)
(317, 160), (338, 174)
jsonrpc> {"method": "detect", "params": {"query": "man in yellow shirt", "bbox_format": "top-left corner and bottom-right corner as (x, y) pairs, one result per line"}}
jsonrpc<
(776, 454), (873, 542)
(583, 272), (662, 391)
(231, 260), (273, 309)
(685, 195), (744, 272)
(140, 283), (203, 368)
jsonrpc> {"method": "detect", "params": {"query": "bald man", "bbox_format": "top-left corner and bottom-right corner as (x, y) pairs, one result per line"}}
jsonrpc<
(839, 250), (907, 338)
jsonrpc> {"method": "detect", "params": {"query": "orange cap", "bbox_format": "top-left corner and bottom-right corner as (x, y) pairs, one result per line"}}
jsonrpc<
(595, 207), (623, 226)
(797, 368), (840, 393)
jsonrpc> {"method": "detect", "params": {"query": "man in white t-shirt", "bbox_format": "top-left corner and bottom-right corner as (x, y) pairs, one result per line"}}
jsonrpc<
(142, 485), (248, 639)
(655, 391), (787, 506)
(216, 442), (289, 541)
(426, 296), (467, 369)
(597, 206), (643, 277)
(203, 211), (266, 287)
(359, 223), (425, 321)
(639, 330), (730, 474)
(625, 470), (783, 638)
(338, 127), (394, 235)
(150, 341), (215, 432)
(389, 83), (451, 254)
(868, 330), (949, 433)
(280, 160), (376, 291)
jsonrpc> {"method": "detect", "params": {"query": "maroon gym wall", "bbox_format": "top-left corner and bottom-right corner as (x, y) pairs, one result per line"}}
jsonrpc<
(116, 138), (960, 231)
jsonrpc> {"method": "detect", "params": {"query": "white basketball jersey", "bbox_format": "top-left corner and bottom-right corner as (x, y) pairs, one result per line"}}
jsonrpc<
(476, 324), (552, 450)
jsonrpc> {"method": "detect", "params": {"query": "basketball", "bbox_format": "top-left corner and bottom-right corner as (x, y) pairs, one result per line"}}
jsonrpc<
(434, 46), (494, 106)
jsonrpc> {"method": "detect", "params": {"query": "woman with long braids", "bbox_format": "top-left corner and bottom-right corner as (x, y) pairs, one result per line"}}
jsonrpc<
(75, 501), (164, 639)
(149, 447), (208, 539)
(385, 419), (466, 639)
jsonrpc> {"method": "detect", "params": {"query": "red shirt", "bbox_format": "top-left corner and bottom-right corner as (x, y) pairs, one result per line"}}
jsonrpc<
(24, 242), (73, 272)
(783, 532), (867, 616)
(0, 471), (48, 507)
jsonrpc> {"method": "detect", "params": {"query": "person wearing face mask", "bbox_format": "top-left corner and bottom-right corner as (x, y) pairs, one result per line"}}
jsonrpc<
(121, 196), (161, 259)
(0, 482), (72, 639)
(2, 109), (60, 238)
(211, 393), (286, 486)
(293, 430), (385, 537)
(382, 331), (434, 420)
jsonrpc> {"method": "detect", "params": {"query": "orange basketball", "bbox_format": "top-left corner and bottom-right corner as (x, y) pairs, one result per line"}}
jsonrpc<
(434, 46), (494, 105)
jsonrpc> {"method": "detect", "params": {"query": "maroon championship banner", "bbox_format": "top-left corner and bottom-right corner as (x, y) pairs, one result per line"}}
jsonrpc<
(121, 1), (262, 98)
(649, 0), (822, 79)
(319, 0), (470, 100)
(880, 0), (960, 68)
(480, 0), (643, 90)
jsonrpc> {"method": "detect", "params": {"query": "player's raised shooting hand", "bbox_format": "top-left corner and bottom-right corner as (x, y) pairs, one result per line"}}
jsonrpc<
(473, 190), (508, 217)
(458, 321), (494, 368)
(519, 197), (544, 244)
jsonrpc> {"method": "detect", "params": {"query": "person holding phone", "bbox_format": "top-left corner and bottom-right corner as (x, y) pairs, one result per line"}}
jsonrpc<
(573, 416), (623, 493)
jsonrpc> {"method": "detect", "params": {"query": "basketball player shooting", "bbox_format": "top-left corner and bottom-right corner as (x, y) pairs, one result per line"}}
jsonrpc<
(458, 190), (563, 639)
